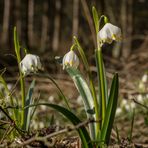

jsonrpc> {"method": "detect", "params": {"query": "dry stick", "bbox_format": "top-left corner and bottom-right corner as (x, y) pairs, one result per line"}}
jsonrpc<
(132, 98), (148, 110)
(19, 118), (96, 147)
(0, 124), (11, 144)
(0, 106), (24, 135)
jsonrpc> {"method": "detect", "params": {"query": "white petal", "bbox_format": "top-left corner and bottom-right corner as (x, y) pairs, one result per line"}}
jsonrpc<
(19, 54), (42, 76)
(63, 50), (79, 69)
(98, 23), (122, 45)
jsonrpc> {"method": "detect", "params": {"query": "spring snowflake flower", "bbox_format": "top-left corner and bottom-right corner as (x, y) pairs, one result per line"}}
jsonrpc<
(137, 94), (143, 103)
(142, 74), (147, 83)
(121, 99), (128, 107)
(63, 50), (79, 69)
(116, 107), (122, 116)
(20, 54), (43, 76)
(98, 23), (122, 46)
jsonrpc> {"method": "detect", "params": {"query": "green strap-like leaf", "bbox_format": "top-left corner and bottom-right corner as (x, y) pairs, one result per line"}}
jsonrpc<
(92, 6), (99, 34)
(25, 103), (93, 148)
(24, 80), (35, 131)
(14, 27), (26, 128)
(74, 37), (100, 137)
(100, 73), (119, 145)
(95, 49), (108, 126)
(66, 67), (96, 140)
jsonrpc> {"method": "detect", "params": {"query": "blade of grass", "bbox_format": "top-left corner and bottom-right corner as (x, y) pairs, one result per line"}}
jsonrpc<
(95, 49), (108, 126)
(92, 6), (99, 34)
(24, 80), (35, 131)
(0, 73), (17, 122)
(14, 27), (26, 128)
(100, 73), (119, 145)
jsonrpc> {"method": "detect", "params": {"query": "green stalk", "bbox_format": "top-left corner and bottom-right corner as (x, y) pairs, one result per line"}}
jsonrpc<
(14, 27), (25, 128)
(88, 73), (100, 135)
(74, 37), (100, 137)
(92, 7), (108, 128)
(95, 48), (106, 126)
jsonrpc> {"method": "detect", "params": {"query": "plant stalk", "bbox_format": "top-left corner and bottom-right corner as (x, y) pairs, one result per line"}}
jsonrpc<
(95, 48), (106, 126)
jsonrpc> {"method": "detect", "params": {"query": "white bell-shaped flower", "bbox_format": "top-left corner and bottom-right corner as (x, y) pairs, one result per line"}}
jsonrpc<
(62, 50), (79, 69)
(20, 54), (43, 76)
(98, 23), (122, 46)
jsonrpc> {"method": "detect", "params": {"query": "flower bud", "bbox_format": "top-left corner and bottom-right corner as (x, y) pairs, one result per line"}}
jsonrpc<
(62, 50), (79, 69)
(98, 23), (122, 46)
(20, 54), (43, 76)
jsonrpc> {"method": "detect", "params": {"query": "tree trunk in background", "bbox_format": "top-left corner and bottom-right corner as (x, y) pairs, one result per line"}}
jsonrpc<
(14, 0), (21, 39)
(121, 0), (133, 58)
(1, 0), (10, 45)
(72, 0), (79, 42)
(40, 0), (49, 52)
(28, 0), (34, 47)
(81, 0), (96, 47)
(52, 0), (61, 51)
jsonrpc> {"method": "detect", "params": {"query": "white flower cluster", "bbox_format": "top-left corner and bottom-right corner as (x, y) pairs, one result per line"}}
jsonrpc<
(62, 22), (122, 70)
(139, 74), (148, 91)
(116, 99), (136, 116)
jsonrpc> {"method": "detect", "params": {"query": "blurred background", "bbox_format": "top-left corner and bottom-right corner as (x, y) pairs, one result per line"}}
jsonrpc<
(0, 0), (147, 92)
(0, 0), (147, 75)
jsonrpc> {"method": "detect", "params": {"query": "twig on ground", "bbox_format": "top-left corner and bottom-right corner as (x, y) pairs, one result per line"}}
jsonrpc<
(132, 98), (148, 110)
(17, 118), (96, 147)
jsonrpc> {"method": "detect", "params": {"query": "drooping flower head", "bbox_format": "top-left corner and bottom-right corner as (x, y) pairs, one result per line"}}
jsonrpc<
(98, 23), (122, 46)
(20, 54), (43, 76)
(62, 50), (79, 69)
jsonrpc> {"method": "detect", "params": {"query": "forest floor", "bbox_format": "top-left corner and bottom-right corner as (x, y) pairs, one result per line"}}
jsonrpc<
(1, 47), (148, 147)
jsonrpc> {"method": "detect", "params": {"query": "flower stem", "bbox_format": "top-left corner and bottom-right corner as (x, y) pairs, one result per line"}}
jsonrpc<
(95, 48), (106, 126)
(88, 72), (100, 137)
(14, 27), (26, 129)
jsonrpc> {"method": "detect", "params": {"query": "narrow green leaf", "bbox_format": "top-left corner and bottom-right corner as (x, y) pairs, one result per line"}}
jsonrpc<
(66, 68), (94, 113)
(0, 72), (17, 122)
(101, 73), (119, 145)
(25, 103), (93, 148)
(92, 6), (99, 34)
(24, 80), (35, 131)
(95, 49), (108, 126)
(14, 27), (20, 61)
(74, 37), (100, 136)
(14, 27), (26, 128)
(73, 36), (89, 71)
(66, 67), (96, 140)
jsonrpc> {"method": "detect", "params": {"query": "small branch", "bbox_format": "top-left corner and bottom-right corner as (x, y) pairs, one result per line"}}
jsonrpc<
(0, 106), (25, 135)
(18, 118), (96, 147)
(132, 98), (148, 110)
